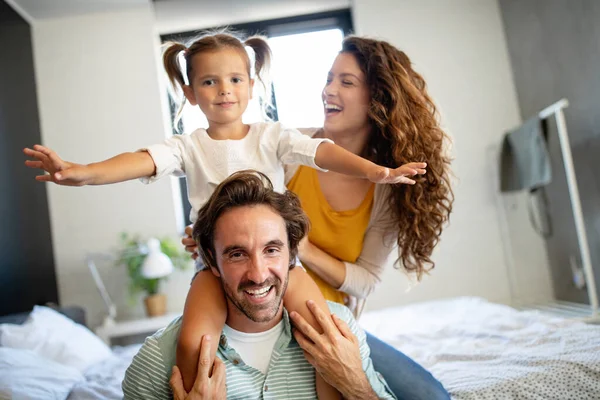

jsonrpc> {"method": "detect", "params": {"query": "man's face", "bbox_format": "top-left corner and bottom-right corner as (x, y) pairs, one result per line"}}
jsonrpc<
(211, 204), (290, 332)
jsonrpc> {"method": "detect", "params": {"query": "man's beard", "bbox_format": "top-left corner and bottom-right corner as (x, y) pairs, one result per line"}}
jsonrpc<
(222, 274), (288, 323)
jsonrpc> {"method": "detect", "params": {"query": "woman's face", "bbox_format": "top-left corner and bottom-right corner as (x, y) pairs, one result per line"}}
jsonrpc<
(322, 52), (371, 137)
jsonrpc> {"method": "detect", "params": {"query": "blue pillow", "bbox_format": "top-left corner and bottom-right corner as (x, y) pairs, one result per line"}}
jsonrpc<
(0, 347), (84, 400)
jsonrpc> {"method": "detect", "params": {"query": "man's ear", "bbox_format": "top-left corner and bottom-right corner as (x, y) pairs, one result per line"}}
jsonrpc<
(209, 266), (221, 278)
(182, 84), (197, 106)
(206, 249), (221, 277)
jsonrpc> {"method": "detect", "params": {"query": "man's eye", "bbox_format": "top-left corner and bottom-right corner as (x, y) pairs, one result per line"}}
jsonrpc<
(266, 247), (280, 254)
(230, 252), (243, 259)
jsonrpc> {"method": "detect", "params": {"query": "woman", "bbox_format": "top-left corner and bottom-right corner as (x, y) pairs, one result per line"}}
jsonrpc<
(183, 36), (453, 399)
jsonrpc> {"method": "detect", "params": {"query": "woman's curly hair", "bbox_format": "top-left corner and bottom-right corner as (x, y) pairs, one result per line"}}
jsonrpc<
(342, 36), (454, 280)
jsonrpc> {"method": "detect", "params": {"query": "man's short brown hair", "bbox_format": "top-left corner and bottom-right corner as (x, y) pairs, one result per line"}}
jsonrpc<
(192, 170), (309, 269)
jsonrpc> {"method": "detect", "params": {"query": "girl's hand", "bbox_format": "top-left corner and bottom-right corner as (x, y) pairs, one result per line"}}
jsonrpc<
(182, 224), (199, 260)
(367, 162), (427, 185)
(23, 145), (91, 186)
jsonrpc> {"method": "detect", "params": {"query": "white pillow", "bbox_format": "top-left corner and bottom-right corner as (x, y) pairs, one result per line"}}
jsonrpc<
(0, 305), (112, 372)
(0, 347), (84, 400)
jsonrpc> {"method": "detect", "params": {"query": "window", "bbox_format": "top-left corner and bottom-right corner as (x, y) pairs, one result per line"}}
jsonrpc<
(161, 10), (353, 225)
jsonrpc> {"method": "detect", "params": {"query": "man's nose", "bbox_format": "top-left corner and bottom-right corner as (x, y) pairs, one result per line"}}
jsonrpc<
(246, 255), (270, 284)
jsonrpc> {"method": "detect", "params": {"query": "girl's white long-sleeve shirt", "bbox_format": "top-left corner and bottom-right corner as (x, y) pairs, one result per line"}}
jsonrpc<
(140, 121), (332, 223)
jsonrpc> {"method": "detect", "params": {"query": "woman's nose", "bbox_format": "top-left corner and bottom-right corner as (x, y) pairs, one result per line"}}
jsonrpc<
(323, 82), (338, 97)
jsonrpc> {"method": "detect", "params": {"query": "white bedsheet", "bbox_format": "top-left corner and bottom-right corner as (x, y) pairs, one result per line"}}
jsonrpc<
(67, 344), (142, 400)
(359, 297), (600, 400)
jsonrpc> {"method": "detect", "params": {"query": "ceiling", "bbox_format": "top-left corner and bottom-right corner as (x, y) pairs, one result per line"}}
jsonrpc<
(7, 0), (148, 21)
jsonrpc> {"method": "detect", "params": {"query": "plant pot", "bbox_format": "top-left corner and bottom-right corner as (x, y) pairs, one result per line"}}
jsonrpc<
(144, 293), (167, 317)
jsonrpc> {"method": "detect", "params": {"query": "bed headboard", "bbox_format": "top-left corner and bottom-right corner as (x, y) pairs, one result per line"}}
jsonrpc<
(0, 305), (86, 327)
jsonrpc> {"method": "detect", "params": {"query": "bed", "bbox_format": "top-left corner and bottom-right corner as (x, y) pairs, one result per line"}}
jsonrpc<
(1, 297), (599, 399)
(0, 305), (140, 400)
(360, 296), (600, 399)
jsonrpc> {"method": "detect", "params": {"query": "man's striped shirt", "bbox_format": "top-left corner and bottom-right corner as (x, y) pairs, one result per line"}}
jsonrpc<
(122, 302), (395, 399)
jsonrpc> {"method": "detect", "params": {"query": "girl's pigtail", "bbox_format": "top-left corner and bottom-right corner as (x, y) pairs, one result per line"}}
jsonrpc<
(244, 36), (273, 119)
(162, 41), (188, 129)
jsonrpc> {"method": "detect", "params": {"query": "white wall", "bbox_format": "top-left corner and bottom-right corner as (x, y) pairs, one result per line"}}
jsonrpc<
(352, 0), (553, 311)
(31, 4), (194, 328)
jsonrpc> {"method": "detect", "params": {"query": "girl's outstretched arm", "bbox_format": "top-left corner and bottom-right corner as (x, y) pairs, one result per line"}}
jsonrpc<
(285, 266), (342, 400)
(23, 145), (156, 186)
(314, 142), (427, 185)
(177, 269), (227, 393)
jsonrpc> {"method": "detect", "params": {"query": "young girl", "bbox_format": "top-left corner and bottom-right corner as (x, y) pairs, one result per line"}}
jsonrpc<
(23, 31), (426, 397)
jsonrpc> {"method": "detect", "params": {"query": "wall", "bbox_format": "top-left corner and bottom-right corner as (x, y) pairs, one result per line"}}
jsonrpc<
(499, 0), (600, 305)
(352, 0), (554, 311)
(31, 3), (193, 328)
(0, 0), (58, 315)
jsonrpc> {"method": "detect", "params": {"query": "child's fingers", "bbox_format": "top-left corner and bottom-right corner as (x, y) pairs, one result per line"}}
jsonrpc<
(23, 148), (48, 162)
(32, 144), (54, 156)
(24, 160), (44, 169)
(35, 174), (54, 182)
(399, 177), (416, 185)
(406, 162), (427, 168)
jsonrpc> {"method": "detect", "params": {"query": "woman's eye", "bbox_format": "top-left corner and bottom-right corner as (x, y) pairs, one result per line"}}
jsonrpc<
(342, 81), (353, 86)
(325, 78), (332, 85)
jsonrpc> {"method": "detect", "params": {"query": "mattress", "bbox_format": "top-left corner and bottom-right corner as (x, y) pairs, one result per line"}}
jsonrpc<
(359, 297), (600, 399)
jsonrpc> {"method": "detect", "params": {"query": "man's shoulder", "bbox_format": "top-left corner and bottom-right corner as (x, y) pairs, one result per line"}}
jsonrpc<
(326, 301), (355, 322)
(132, 316), (182, 369)
(122, 316), (182, 399)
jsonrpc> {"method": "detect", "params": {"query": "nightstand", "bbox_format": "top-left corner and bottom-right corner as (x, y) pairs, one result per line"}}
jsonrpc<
(95, 312), (180, 345)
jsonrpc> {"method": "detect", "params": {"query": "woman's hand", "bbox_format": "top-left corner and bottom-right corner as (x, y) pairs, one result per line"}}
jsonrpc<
(170, 335), (226, 400)
(367, 162), (427, 185)
(23, 145), (91, 186)
(182, 224), (199, 260)
(297, 237), (312, 260)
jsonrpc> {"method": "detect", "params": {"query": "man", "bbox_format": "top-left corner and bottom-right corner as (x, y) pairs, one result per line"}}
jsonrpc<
(122, 170), (395, 399)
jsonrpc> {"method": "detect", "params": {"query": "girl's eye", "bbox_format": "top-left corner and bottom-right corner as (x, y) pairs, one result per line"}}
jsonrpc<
(232, 77), (242, 83)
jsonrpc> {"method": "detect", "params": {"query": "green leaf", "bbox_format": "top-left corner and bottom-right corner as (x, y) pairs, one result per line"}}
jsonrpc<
(115, 233), (192, 301)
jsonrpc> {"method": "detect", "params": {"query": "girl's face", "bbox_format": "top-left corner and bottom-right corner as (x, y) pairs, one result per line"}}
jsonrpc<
(183, 48), (254, 127)
(322, 52), (371, 137)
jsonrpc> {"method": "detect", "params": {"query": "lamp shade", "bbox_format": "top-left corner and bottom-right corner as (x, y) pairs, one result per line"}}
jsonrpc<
(141, 238), (174, 279)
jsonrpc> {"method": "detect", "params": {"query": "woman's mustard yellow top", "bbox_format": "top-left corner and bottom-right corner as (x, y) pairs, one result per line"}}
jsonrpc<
(287, 166), (374, 304)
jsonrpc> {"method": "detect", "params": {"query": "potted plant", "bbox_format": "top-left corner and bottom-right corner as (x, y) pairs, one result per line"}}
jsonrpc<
(116, 233), (190, 316)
